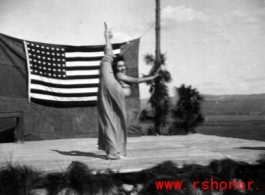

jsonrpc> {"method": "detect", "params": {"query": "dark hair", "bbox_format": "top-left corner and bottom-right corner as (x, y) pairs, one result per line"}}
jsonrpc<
(112, 55), (125, 73)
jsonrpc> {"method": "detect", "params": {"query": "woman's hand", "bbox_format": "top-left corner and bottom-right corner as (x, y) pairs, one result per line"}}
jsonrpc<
(153, 67), (161, 79)
(155, 67), (161, 74)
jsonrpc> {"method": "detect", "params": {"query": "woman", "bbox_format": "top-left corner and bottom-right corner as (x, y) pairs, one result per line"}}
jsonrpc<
(97, 23), (158, 160)
(113, 55), (160, 97)
(112, 56), (132, 97)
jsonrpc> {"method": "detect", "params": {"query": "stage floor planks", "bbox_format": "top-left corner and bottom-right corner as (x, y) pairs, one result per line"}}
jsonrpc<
(0, 134), (265, 173)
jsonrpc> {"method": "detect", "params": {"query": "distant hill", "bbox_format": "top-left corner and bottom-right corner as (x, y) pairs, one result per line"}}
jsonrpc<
(140, 94), (265, 115)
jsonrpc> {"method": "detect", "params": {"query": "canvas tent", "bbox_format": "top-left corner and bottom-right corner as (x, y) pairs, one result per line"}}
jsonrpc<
(0, 33), (141, 141)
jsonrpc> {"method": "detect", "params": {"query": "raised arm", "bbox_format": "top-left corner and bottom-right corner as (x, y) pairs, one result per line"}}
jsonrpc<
(116, 72), (158, 84)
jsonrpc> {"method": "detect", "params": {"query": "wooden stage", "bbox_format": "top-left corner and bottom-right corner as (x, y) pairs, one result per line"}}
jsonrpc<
(1, 134), (265, 173)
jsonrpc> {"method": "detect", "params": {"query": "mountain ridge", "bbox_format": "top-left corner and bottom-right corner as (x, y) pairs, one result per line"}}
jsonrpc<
(140, 93), (265, 115)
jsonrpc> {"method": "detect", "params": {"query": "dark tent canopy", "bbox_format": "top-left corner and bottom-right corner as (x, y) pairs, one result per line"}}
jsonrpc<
(0, 33), (141, 141)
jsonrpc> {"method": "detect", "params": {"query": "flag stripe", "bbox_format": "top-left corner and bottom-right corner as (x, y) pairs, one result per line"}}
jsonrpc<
(30, 94), (97, 102)
(66, 70), (99, 76)
(31, 80), (99, 88)
(65, 66), (99, 71)
(66, 61), (101, 66)
(65, 49), (120, 58)
(66, 57), (102, 61)
(66, 75), (99, 79)
(65, 44), (121, 52)
(30, 74), (101, 80)
(31, 75), (99, 84)
(31, 84), (98, 93)
(31, 89), (97, 97)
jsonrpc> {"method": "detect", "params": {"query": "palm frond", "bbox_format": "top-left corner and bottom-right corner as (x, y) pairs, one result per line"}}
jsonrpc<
(171, 84), (205, 134)
(143, 54), (155, 65)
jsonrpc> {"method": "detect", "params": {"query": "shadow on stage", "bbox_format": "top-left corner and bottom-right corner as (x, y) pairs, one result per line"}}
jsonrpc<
(51, 150), (105, 159)
(237, 146), (265, 151)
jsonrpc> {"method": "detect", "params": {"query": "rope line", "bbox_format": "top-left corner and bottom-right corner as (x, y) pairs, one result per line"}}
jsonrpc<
(140, 22), (155, 38)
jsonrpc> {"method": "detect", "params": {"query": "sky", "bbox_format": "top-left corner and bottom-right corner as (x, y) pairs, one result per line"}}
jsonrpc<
(0, 0), (265, 98)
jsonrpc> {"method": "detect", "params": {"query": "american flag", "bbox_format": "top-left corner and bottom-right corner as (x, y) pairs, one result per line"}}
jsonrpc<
(24, 41), (122, 107)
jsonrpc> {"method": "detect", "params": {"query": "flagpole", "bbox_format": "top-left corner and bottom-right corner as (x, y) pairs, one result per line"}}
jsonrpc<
(23, 41), (32, 102)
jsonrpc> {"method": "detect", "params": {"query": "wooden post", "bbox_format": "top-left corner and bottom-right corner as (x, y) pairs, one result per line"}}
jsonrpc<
(154, 0), (161, 134)
(155, 0), (161, 68)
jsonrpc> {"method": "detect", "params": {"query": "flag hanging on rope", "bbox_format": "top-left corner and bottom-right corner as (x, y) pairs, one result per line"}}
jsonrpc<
(24, 41), (122, 107)
(0, 33), (140, 107)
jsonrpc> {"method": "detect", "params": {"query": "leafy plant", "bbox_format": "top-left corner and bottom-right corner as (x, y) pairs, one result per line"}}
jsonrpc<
(144, 54), (172, 135)
(0, 163), (43, 195)
(170, 84), (204, 134)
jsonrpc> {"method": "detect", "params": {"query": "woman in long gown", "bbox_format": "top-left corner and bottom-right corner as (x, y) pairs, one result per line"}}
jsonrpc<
(97, 23), (158, 160)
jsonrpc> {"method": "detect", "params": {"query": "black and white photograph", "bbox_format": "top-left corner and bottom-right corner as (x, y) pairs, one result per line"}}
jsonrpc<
(0, 0), (265, 194)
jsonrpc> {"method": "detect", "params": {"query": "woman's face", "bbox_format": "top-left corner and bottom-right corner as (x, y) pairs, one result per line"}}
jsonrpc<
(116, 60), (126, 74)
